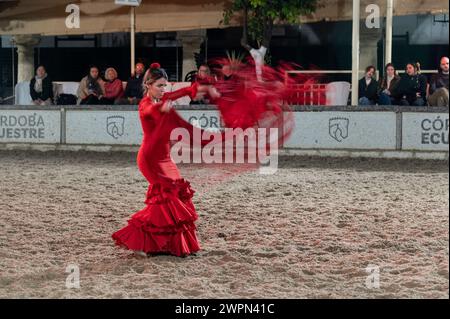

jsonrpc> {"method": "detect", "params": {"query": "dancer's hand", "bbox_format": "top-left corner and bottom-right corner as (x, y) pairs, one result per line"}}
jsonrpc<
(208, 86), (221, 99)
(198, 85), (221, 99)
(197, 85), (210, 93)
(161, 100), (173, 113)
(194, 91), (207, 101)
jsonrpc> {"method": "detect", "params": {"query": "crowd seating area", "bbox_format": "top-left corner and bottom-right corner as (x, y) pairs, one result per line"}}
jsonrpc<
(15, 80), (351, 106)
(15, 81), (193, 106)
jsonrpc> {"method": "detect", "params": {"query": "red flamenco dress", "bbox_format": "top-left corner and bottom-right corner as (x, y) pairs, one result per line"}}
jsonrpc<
(112, 84), (205, 257)
(112, 65), (294, 257)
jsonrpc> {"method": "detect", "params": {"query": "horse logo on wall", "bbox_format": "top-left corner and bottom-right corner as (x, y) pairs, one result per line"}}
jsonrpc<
(106, 116), (125, 139)
(329, 117), (350, 142)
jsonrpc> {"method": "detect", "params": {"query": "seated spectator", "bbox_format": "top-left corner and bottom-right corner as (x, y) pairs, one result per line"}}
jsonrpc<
(196, 64), (213, 83)
(378, 63), (401, 105)
(392, 62), (427, 106)
(190, 64), (214, 105)
(358, 66), (378, 105)
(416, 61), (429, 93)
(116, 62), (145, 105)
(100, 67), (124, 105)
(30, 65), (53, 105)
(428, 56), (449, 107)
(77, 65), (105, 105)
(221, 64), (234, 81)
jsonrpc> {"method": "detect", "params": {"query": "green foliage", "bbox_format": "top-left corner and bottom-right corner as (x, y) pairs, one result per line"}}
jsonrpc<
(223, 0), (320, 45)
(226, 50), (246, 64)
(225, 50), (247, 70)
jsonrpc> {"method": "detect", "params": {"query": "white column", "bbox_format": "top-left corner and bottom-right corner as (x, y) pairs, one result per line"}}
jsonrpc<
(385, 0), (394, 64)
(351, 0), (360, 106)
(177, 30), (206, 81)
(360, 25), (382, 75)
(12, 35), (41, 83)
(130, 7), (136, 76)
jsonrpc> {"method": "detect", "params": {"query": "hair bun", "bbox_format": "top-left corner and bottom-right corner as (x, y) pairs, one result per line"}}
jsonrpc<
(150, 63), (161, 70)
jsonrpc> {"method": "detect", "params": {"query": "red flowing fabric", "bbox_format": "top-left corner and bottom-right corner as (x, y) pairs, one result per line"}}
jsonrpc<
(112, 62), (295, 257)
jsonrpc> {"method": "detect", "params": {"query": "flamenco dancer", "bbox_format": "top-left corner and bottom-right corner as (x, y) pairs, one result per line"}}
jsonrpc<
(112, 62), (293, 258)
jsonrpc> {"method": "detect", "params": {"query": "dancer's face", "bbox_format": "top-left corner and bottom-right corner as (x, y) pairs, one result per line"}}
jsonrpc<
(149, 78), (167, 100)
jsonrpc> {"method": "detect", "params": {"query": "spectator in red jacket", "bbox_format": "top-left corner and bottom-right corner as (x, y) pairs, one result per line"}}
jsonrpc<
(100, 67), (124, 105)
(190, 64), (216, 105)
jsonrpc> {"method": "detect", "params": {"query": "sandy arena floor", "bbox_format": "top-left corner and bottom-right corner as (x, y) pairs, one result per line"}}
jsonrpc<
(0, 150), (448, 299)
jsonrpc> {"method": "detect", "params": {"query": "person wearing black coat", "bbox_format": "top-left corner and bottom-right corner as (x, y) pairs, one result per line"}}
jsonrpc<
(428, 57), (449, 107)
(30, 66), (53, 105)
(358, 66), (378, 106)
(115, 62), (146, 105)
(378, 63), (401, 105)
(392, 63), (427, 106)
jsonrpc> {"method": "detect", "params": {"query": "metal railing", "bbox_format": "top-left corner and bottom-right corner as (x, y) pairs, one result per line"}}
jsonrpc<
(285, 84), (327, 106)
(284, 70), (379, 106)
(284, 69), (440, 106)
